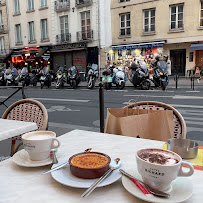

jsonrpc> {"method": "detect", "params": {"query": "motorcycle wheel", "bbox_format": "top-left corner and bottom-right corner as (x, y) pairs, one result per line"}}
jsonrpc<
(119, 82), (125, 89)
(41, 82), (44, 89)
(161, 81), (167, 91)
(56, 79), (62, 89)
(71, 80), (76, 89)
(141, 80), (150, 90)
(87, 79), (93, 89)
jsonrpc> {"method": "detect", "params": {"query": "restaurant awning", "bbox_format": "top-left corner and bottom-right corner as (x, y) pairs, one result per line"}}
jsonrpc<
(190, 43), (203, 50)
(50, 47), (85, 53)
(112, 41), (165, 50)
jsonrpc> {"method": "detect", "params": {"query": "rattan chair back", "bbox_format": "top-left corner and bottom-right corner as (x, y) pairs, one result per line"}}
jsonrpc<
(126, 101), (186, 139)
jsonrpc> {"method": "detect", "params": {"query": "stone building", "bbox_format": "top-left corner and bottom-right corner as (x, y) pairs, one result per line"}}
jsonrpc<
(110, 0), (203, 76)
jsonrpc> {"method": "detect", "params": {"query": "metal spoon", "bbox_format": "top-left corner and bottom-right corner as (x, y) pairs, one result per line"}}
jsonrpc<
(51, 149), (58, 164)
(81, 158), (121, 198)
(120, 169), (170, 197)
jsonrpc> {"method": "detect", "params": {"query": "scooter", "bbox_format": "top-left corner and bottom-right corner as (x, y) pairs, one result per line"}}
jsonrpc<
(67, 66), (80, 89)
(55, 66), (67, 89)
(112, 67), (125, 89)
(87, 64), (98, 89)
(152, 61), (168, 91)
(0, 69), (6, 86)
(4, 69), (19, 86)
(130, 64), (151, 90)
(40, 72), (52, 89)
(30, 70), (38, 86)
(102, 69), (112, 89)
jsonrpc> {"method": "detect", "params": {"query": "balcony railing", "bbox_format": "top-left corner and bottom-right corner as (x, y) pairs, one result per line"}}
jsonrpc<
(77, 30), (93, 41)
(56, 33), (71, 44)
(75, 0), (93, 8)
(54, 0), (70, 12)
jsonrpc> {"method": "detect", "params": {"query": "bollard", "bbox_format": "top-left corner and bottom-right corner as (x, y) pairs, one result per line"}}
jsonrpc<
(174, 74), (178, 89)
(191, 75), (195, 90)
(99, 83), (104, 133)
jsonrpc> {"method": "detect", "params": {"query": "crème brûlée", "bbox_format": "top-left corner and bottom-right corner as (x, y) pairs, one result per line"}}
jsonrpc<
(71, 153), (109, 168)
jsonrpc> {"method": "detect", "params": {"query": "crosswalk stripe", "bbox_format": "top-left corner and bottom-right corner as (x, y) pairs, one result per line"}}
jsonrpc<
(30, 97), (90, 102)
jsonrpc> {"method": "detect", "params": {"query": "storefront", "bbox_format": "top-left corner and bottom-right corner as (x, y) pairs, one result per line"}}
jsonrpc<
(191, 43), (203, 69)
(6, 46), (51, 71)
(51, 42), (87, 72)
(110, 41), (165, 65)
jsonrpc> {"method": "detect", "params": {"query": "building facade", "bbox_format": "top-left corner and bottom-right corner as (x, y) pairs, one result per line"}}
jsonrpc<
(0, 0), (9, 66)
(110, 0), (203, 76)
(6, 0), (53, 69)
(51, 0), (111, 73)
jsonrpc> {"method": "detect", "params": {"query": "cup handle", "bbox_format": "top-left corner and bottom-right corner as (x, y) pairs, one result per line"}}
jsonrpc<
(51, 138), (61, 149)
(178, 161), (194, 177)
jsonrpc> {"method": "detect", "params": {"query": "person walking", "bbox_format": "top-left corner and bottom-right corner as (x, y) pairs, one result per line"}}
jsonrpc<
(163, 55), (171, 84)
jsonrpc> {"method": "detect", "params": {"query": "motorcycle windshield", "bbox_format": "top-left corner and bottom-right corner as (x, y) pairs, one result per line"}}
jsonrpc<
(91, 64), (98, 71)
(157, 61), (167, 72)
(140, 65), (148, 73)
(70, 66), (77, 75)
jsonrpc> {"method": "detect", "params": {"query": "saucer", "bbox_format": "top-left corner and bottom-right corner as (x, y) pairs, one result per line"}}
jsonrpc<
(122, 170), (193, 203)
(12, 149), (62, 167)
(51, 156), (122, 188)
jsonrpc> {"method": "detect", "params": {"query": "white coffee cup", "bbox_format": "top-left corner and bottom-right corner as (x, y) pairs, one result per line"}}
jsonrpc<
(136, 148), (194, 191)
(22, 131), (61, 161)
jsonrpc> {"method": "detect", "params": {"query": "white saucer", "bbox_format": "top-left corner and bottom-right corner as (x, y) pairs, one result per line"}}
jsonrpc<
(51, 156), (122, 188)
(12, 149), (62, 167)
(122, 170), (193, 203)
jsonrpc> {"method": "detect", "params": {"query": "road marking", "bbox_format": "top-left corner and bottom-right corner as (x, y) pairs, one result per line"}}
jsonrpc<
(47, 106), (80, 112)
(134, 90), (174, 92)
(173, 95), (203, 99)
(123, 95), (173, 98)
(184, 117), (203, 121)
(81, 89), (90, 91)
(30, 97), (89, 103)
(187, 127), (203, 132)
(114, 90), (128, 92)
(186, 91), (200, 93)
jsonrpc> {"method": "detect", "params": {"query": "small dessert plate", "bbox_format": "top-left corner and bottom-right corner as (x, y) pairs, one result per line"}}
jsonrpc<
(122, 170), (193, 203)
(51, 156), (121, 188)
(12, 149), (62, 167)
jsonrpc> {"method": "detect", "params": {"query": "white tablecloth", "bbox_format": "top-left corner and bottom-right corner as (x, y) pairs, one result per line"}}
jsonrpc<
(0, 130), (201, 203)
(0, 118), (38, 141)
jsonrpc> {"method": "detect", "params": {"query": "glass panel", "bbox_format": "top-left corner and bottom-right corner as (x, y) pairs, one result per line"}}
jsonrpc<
(87, 19), (90, 26)
(201, 1), (203, 9)
(200, 19), (203, 26)
(145, 26), (148, 32)
(81, 13), (85, 20)
(121, 15), (125, 21)
(120, 29), (125, 35)
(171, 6), (176, 14)
(126, 20), (130, 27)
(126, 28), (130, 35)
(121, 22), (125, 27)
(178, 13), (183, 20)
(87, 26), (91, 31)
(145, 11), (149, 18)
(201, 10), (203, 18)
(126, 13), (130, 20)
(151, 17), (155, 24)
(151, 24), (155, 31)
(171, 14), (176, 21)
(151, 10), (155, 17)
(145, 18), (149, 25)
(178, 21), (183, 28)
(86, 11), (90, 19)
(81, 19), (85, 26)
(178, 5), (183, 12)
(171, 22), (176, 29)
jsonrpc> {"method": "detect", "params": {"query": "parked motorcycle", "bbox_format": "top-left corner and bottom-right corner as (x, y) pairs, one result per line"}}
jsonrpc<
(30, 70), (38, 86)
(102, 69), (112, 89)
(40, 72), (52, 89)
(87, 64), (98, 89)
(152, 60), (168, 91)
(4, 69), (19, 86)
(130, 63), (151, 90)
(0, 69), (6, 86)
(113, 67), (125, 89)
(67, 66), (80, 89)
(55, 66), (67, 89)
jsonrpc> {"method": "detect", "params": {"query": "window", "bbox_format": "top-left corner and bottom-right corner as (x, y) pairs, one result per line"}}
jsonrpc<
(0, 11), (3, 26)
(27, 0), (34, 11)
(41, 0), (47, 8)
(0, 37), (5, 54)
(200, 1), (203, 26)
(120, 13), (130, 36)
(120, 0), (130, 2)
(143, 9), (155, 33)
(170, 4), (184, 30)
(60, 15), (69, 41)
(28, 21), (35, 42)
(14, 0), (20, 14)
(81, 11), (91, 39)
(41, 19), (49, 41)
(15, 24), (22, 44)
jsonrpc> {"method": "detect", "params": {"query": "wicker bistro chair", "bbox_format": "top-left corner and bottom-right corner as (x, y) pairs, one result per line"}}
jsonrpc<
(126, 101), (186, 139)
(2, 99), (48, 156)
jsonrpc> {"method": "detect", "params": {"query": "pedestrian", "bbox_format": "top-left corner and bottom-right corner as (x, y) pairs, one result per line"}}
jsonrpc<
(124, 61), (129, 80)
(163, 55), (171, 84)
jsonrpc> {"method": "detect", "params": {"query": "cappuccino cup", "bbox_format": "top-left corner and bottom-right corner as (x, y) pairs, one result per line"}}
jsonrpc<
(136, 148), (194, 191)
(22, 131), (61, 161)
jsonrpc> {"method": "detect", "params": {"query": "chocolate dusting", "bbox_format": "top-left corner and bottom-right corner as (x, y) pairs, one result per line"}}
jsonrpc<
(139, 152), (179, 165)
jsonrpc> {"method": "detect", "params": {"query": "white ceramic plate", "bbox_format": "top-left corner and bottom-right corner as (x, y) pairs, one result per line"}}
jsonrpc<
(122, 170), (193, 203)
(51, 157), (122, 188)
(12, 149), (62, 167)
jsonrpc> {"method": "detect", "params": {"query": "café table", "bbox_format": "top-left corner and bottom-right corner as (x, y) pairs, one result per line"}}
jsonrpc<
(0, 118), (38, 141)
(0, 129), (202, 203)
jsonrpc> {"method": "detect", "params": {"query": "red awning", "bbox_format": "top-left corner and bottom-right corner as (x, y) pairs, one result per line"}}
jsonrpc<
(51, 48), (85, 53)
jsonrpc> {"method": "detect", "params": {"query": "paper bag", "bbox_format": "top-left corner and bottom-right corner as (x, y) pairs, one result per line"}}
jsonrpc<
(104, 108), (174, 142)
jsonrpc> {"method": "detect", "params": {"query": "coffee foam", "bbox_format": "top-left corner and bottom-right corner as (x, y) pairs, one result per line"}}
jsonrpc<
(138, 149), (179, 166)
(24, 131), (55, 140)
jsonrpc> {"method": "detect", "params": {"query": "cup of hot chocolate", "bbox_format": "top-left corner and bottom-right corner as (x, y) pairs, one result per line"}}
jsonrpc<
(136, 148), (194, 191)
(22, 131), (61, 161)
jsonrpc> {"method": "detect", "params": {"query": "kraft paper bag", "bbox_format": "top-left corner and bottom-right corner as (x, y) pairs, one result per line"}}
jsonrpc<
(104, 108), (174, 142)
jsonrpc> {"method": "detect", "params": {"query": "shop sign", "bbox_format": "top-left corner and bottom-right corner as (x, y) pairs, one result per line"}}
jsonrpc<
(112, 43), (164, 50)
(22, 47), (38, 51)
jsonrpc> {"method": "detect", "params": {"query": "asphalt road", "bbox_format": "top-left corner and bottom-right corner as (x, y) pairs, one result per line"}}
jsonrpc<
(0, 81), (203, 157)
